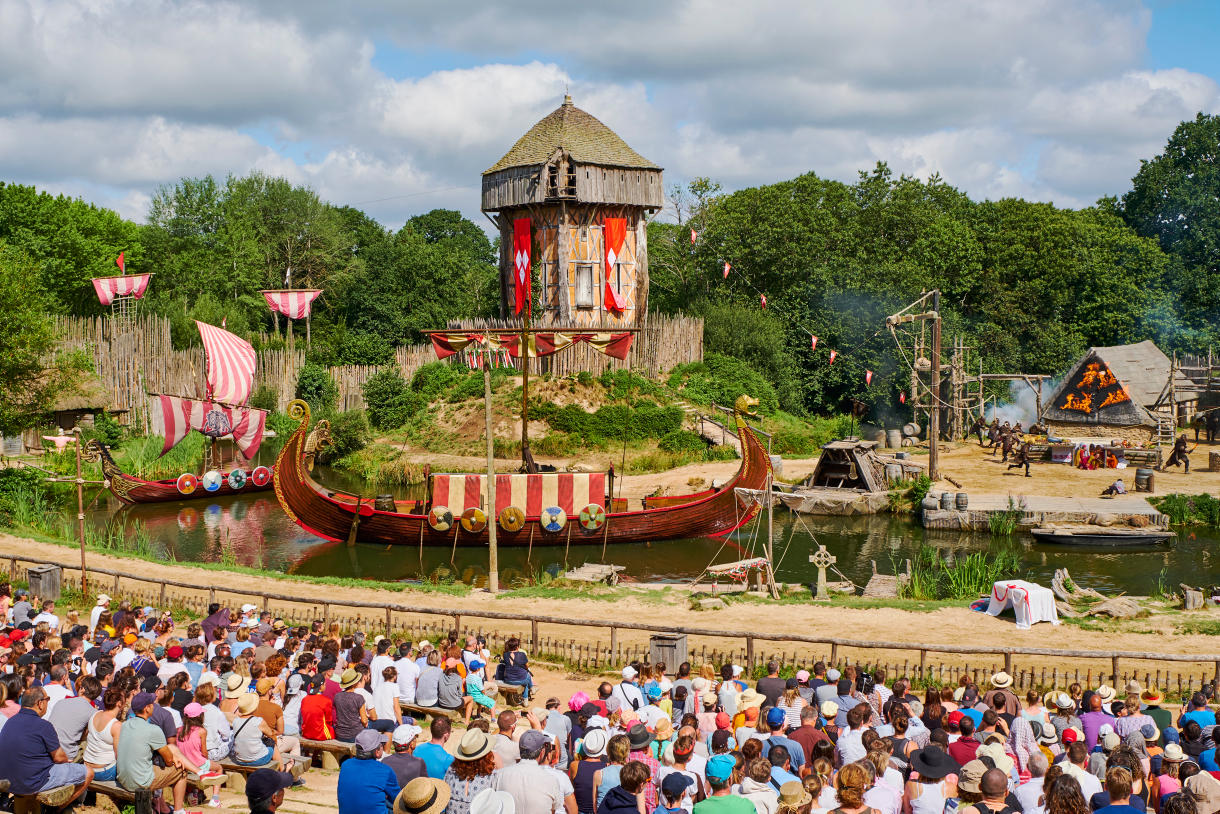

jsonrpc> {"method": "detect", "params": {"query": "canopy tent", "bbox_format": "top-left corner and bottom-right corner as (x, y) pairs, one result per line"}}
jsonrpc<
(91, 273), (151, 305)
(429, 330), (633, 361)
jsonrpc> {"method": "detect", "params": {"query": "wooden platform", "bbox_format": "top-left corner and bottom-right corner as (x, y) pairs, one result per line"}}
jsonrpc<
(921, 493), (1167, 531)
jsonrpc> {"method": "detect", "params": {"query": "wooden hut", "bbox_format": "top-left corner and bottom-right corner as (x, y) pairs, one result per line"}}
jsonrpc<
(1040, 341), (1195, 441)
(777, 440), (924, 516)
(481, 95), (664, 326)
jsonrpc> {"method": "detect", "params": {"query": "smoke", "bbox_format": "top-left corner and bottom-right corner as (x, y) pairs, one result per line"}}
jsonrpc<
(985, 378), (1060, 427)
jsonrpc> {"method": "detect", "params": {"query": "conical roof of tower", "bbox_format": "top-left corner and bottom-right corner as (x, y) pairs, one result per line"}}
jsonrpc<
(484, 96), (660, 174)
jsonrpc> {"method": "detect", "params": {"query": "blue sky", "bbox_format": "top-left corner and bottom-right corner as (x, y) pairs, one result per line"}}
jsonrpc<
(1, 1), (1216, 227)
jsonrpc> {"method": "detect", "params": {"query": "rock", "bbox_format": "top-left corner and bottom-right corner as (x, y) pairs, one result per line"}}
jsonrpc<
(1094, 513), (1118, 527)
(698, 598), (728, 610)
(1088, 597), (1143, 618)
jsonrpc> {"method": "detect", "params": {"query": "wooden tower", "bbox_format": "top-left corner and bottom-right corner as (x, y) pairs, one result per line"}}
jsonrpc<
(482, 96), (664, 326)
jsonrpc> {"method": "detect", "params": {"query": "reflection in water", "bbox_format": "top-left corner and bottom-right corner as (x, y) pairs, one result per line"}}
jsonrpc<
(82, 469), (1215, 594)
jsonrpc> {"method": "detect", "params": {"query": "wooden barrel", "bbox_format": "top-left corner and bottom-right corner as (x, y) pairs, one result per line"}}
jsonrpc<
(955, 492), (969, 510)
(903, 422), (921, 437)
(884, 464), (903, 484)
(921, 497), (940, 512)
(374, 494), (396, 512)
(886, 429), (903, 449)
(895, 452), (910, 460)
(940, 492), (955, 510)
(1135, 468), (1154, 493)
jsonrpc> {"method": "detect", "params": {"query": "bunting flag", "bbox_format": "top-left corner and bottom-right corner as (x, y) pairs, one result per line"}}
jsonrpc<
(723, 261), (731, 279)
(760, 293), (767, 310)
(865, 370), (874, 385)
(810, 335), (818, 351)
(900, 391), (907, 404)
(154, 395), (266, 459)
(91, 273), (151, 305)
(690, 228), (697, 245)
(116, 252), (126, 273)
(430, 331), (633, 361)
(196, 320), (256, 405)
(829, 350), (837, 365)
(603, 217), (627, 313)
(262, 289), (322, 320)
(512, 218), (531, 315)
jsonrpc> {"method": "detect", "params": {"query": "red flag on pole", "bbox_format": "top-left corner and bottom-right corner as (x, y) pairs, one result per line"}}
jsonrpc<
(116, 252), (125, 273)
(603, 217), (628, 313)
(900, 391), (907, 404)
(723, 261), (731, 279)
(512, 219), (531, 315)
(690, 229), (697, 245)
(865, 370), (873, 385)
(760, 293), (767, 310)
(829, 350), (837, 365)
(810, 335), (818, 351)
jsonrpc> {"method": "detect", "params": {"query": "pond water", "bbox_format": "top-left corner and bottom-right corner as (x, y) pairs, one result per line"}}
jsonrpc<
(74, 463), (1218, 595)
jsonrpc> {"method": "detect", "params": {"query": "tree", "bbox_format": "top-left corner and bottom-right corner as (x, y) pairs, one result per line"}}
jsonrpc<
(0, 242), (92, 434)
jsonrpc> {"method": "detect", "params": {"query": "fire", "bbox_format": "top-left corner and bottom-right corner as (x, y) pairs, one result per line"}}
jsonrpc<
(1098, 389), (1130, 409)
(1079, 363), (1118, 390)
(1061, 393), (1093, 413)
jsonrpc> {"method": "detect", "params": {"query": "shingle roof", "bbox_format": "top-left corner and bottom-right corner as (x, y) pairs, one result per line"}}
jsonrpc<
(1091, 340), (1191, 407)
(484, 96), (660, 174)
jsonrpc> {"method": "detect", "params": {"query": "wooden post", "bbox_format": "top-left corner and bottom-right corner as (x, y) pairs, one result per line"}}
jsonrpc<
(484, 357), (499, 593)
(610, 627), (618, 662)
(830, 643), (839, 668)
(1112, 656), (1121, 684)
(454, 614), (461, 632)
(322, 603), (330, 626)
(208, 587), (216, 606)
(385, 607), (392, 638)
(532, 619), (540, 650)
(1004, 652), (1013, 674)
(746, 636), (755, 668)
(929, 291), (942, 481)
(73, 428), (89, 597)
(159, 581), (166, 609)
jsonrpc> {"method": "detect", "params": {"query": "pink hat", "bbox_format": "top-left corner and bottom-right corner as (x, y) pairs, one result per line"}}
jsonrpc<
(796, 670), (810, 682)
(184, 702), (204, 718)
(568, 692), (590, 712)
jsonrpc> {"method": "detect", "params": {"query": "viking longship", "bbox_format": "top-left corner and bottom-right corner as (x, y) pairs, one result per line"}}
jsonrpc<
(87, 321), (273, 504)
(272, 394), (771, 548)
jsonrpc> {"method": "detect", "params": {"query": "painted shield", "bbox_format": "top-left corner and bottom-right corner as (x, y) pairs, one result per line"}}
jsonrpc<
(498, 506), (525, 532)
(460, 507), (488, 533)
(579, 503), (606, 531)
(428, 506), (454, 532)
(250, 466), (272, 486)
(201, 470), (223, 492)
(227, 469), (247, 490)
(176, 473), (199, 495)
(540, 506), (567, 533)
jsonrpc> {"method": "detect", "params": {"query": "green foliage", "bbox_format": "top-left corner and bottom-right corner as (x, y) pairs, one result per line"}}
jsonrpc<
(597, 369), (661, 401)
(885, 474), (932, 515)
(1150, 493), (1220, 526)
(362, 369), (425, 430)
(318, 411), (370, 462)
(295, 363), (338, 413)
(668, 353), (779, 415)
(902, 544), (1023, 600)
(337, 332), (395, 366)
(700, 304), (803, 412)
(87, 411), (124, 446)
(542, 402), (683, 445)
(658, 429), (707, 454)
(771, 430), (817, 456)
(410, 362), (461, 400)
(248, 385), (278, 412)
(987, 497), (1023, 536)
(265, 411), (297, 439)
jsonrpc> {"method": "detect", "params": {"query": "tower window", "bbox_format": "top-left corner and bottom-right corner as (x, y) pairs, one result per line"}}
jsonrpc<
(575, 264), (594, 309)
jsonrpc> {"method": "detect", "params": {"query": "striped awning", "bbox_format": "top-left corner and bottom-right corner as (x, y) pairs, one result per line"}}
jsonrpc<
(196, 321), (256, 406)
(429, 331), (633, 361)
(431, 472), (606, 516)
(92, 274), (151, 305)
(153, 395), (266, 459)
(262, 289), (322, 320)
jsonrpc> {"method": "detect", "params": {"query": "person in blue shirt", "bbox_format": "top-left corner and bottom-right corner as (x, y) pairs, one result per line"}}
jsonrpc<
(1094, 766), (1144, 814)
(413, 717), (455, 780)
(1180, 693), (1217, 729)
(768, 744), (800, 788)
(0, 686), (92, 807)
(336, 730), (399, 814)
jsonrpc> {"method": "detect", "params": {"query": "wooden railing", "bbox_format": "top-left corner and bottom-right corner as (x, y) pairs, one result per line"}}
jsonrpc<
(8, 553), (1220, 693)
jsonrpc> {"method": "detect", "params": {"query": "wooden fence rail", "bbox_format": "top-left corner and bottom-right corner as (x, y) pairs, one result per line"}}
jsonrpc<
(8, 554), (1220, 692)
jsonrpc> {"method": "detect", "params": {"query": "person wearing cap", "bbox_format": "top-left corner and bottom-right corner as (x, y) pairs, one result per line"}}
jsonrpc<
(1080, 692), (1117, 751)
(116, 690), (189, 814)
(337, 728), (401, 814)
(638, 683), (670, 730)
(614, 665), (646, 713)
(762, 705), (806, 774)
(694, 752), (751, 813)
(0, 685), (93, 808)
(466, 658), (497, 723)
(493, 728), (565, 813)
(625, 722), (663, 809)
(657, 770), (695, 813)
(300, 675), (337, 741)
(247, 767), (295, 814)
(382, 722), (425, 788)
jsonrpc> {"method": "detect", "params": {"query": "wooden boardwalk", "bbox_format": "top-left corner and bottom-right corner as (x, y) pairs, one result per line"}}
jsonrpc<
(922, 492), (1165, 531)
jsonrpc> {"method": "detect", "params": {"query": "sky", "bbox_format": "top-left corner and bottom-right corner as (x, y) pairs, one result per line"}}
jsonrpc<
(2, 0), (1218, 229)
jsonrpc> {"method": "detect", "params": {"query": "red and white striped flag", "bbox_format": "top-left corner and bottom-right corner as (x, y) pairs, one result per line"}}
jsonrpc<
(723, 261), (731, 279)
(91, 273), (151, 305)
(690, 229), (697, 245)
(829, 350), (837, 365)
(810, 335), (818, 351)
(263, 290), (322, 320)
(865, 370), (873, 385)
(155, 395), (266, 459)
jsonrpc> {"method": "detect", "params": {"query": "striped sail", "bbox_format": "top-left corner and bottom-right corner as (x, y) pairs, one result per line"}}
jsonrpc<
(196, 320), (256, 406)
(91, 274), (151, 305)
(262, 289), (321, 320)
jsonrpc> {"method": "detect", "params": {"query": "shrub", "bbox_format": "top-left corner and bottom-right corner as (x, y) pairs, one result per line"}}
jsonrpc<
(659, 430), (707, 454)
(362, 369), (425, 430)
(338, 331), (394, 365)
(771, 429), (817, 457)
(87, 412), (124, 446)
(319, 411), (370, 462)
(446, 371), (487, 403)
(543, 402), (682, 444)
(598, 369), (659, 400)
(296, 363), (338, 412)
(576, 371), (593, 387)
(410, 362), (460, 400)
(667, 353), (778, 415)
(266, 411), (298, 439)
(248, 385), (278, 412)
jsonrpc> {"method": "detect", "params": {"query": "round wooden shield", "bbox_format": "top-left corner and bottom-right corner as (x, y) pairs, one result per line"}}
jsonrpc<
(578, 503), (606, 531)
(498, 506), (525, 532)
(460, 507), (488, 533)
(250, 465), (272, 486)
(176, 473), (199, 495)
(540, 506), (567, 533)
(227, 469), (247, 490)
(428, 506), (454, 532)
(201, 470), (223, 492)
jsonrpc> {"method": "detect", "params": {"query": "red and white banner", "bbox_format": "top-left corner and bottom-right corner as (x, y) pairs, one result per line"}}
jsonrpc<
(723, 261), (731, 279)
(603, 217), (627, 313)
(900, 391), (906, 404)
(262, 289), (321, 320)
(513, 218), (531, 315)
(155, 395), (266, 459)
(865, 370), (873, 385)
(196, 321), (256, 406)
(690, 229), (697, 245)
(92, 273), (151, 305)
(829, 350), (837, 365)
(116, 252), (126, 273)
(810, 335), (818, 351)
(760, 293), (767, 310)
(432, 471), (606, 516)
(429, 331), (633, 361)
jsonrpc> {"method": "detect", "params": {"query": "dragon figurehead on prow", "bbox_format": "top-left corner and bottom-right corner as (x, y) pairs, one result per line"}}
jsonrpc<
(288, 399), (331, 472)
(734, 395), (759, 416)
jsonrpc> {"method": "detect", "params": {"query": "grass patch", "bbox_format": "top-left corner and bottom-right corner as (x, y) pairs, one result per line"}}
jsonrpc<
(1174, 616), (1220, 636)
(1150, 493), (1220, 526)
(901, 543), (1022, 600)
(500, 582), (673, 604)
(691, 588), (957, 613)
(333, 443), (427, 485)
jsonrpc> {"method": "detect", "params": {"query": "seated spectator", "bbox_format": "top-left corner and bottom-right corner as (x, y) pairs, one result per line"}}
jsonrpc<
(0, 686), (92, 808)
(392, 776), (451, 814)
(177, 702), (222, 778)
(246, 767), (295, 814)
(497, 637), (533, 702)
(116, 691), (188, 814)
(466, 659), (497, 723)
(232, 692), (286, 769)
(337, 729), (400, 814)
(494, 729), (565, 812)
(83, 686), (126, 781)
(382, 722), (425, 788)
(300, 675), (337, 741)
(444, 728), (500, 811)
(415, 716), (455, 779)
(47, 674), (103, 762)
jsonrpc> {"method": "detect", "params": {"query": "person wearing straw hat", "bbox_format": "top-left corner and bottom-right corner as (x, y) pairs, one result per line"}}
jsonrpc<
(1050, 693), (1083, 739)
(466, 787), (516, 814)
(392, 776), (451, 814)
(338, 729), (401, 814)
(231, 692), (284, 769)
(1139, 690), (1171, 741)
(776, 779), (812, 814)
(334, 668), (373, 743)
(983, 673), (1020, 719)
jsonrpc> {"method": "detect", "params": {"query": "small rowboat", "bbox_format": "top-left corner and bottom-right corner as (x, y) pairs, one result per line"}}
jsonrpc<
(1030, 527), (1175, 547)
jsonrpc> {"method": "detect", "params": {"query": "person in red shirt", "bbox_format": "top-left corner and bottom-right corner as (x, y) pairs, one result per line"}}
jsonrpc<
(948, 715), (982, 766)
(789, 705), (831, 765)
(299, 676), (336, 741)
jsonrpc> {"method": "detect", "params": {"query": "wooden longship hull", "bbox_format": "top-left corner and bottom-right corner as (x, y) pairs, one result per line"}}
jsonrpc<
(273, 399), (771, 547)
(84, 440), (273, 505)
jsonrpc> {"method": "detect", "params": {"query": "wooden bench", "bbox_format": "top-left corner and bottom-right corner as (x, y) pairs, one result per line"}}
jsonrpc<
(85, 774), (225, 814)
(218, 758), (305, 792)
(401, 701), (461, 722)
(299, 737), (358, 770)
(497, 683), (526, 706)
